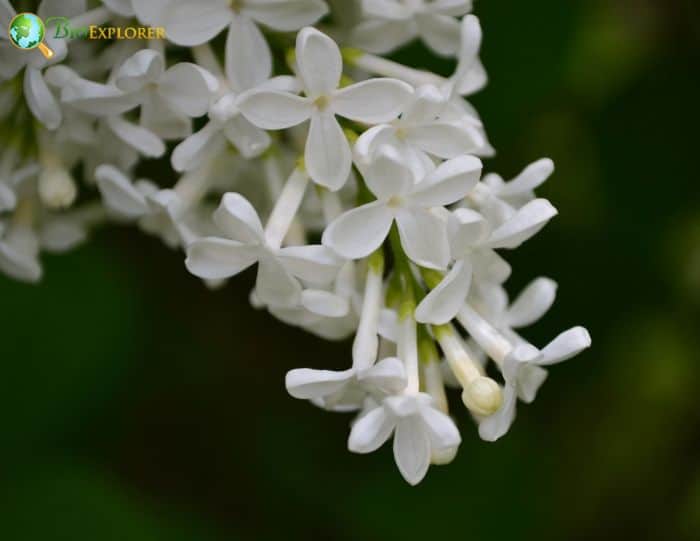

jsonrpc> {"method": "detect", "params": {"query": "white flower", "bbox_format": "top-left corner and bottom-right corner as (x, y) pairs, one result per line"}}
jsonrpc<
(352, 0), (473, 56)
(478, 327), (591, 442)
(185, 192), (343, 307)
(415, 200), (558, 324)
(238, 27), (413, 190)
(348, 392), (461, 485)
(0, 219), (41, 283)
(286, 356), (407, 411)
(132, 0), (328, 91)
(323, 147), (482, 268)
(0, 154), (38, 213)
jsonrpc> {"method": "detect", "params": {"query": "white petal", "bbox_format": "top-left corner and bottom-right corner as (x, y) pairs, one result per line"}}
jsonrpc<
(94, 165), (148, 217)
(0, 184), (17, 212)
(24, 68), (61, 130)
(482, 198), (558, 249)
(407, 122), (483, 158)
(305, 111), (352, 190)
(378, 308), (399, 343)
(40, 219), (86, 253)
(453, 14), (482, 84)
(363, 145), (413, 200)
(159, 63), (218, 117)
(478, 384), (516, 442)
(244, 0), (328, 31)
(448, 207), (489, 256)
(295, 27), (342, 97)
(255, 253), (302, 307)
(419, 405), (461, 449)
(277, 244), (343, 285)
(171, 121), (223, 172)
(395, 208), (450, 270)
(350, 19), (416, 55)
(0, 42), (25, 80)
(363, 0), (412, 18)
(132, 0), (230, 45)
(226, 14), (271, 91)
(415, 259), (472, 324)
(300, 289), (349, 317)
(223, 115), (270, 158)
(322, 201), (393, 259)
(538, 327), (591, 366)
(60, 78), (140, 116)
(237, 90), (312, 129)
(106, 116), (165, 158)
(213, 192), (264, 244)
(506, 277), (557, 328)
(516, 363), (548, 403)
(415, 13), (461, 56)
(115, 49), (163, 92)
(285, 367), (354, 400)
(185, 237), (259, 280)
(429, 0), (473, 17)
(0, 232), (42, 283)
(139, 94), (191, 140)
(499, 158), (554, 196)
(472, 249), (511, 283)
(332, 79), (413, 124)
(410, 155), (482, 207)
(393, 417), (431, 485)
(358, 357), (407, 395)
(348, 406), (395, 454)
(101, 0), (134, 16)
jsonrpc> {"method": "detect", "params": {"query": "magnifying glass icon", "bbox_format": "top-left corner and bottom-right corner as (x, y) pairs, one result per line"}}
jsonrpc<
(8, 13), (55, 59)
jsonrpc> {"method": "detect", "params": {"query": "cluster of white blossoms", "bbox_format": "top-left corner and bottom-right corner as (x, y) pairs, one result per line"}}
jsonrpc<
(1, 0), (591, 484)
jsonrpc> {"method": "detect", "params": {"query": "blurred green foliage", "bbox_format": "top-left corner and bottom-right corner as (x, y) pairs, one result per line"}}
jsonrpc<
(1, 0), (699, 539)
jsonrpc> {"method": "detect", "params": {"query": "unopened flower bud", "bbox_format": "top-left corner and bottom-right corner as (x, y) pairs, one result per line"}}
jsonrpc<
(462, 376), (503, 416)
(39, 167), (77, 209)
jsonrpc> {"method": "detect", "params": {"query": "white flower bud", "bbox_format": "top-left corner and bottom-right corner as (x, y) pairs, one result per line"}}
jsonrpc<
(462, 376), (503, 416)
(38, 166), (77, 209)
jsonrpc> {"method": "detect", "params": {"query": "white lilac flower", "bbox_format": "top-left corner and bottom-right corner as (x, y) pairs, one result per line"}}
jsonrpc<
(351, 0), (473, 56)
(132, 0), (328, 91)
(238, 27), (413, 190)
(415, 200), (558, 324)
(0, 4), (591, 486)
(323, 147), (482, 268)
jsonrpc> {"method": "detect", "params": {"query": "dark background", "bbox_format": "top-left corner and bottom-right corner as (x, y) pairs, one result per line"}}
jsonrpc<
(2, 0), (700, 539)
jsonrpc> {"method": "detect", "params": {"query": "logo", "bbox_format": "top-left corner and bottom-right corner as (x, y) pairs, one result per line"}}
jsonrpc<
(8, 13), (55, 59)
(7, 12), (166, 58)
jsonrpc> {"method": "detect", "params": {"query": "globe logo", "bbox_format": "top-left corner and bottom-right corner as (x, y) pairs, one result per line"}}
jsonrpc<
(8, 13), (54, 59)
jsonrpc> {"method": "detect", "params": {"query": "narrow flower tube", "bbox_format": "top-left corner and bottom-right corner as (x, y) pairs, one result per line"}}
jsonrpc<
(398, 311), (419, 395)
(264, 164), (309, 249)
(434, 324), (502, 416)
(352, 250), (384, 370)
(457, 304), (513, 365)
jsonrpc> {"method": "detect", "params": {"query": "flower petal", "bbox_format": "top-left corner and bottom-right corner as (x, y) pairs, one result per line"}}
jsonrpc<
(419, 404), (461, 449)
(393, 417), (431, 485)
(322, 201), (393, 259)
(94, 165), (148, 218)
(159, 62), (218, 117)
(478, 384), (517, 442)
(415, 258), (472, 324)
(348, 405), (395, 454)
(24, 68), (61, 130)
(395, 208), (450, 270)
(185, 237), (259, 280)
(358, 357), (407, 395)
(223, 115), (271, 158)
(538, 327), (591, 366)
(256, 253), (302, 307)
(115, 49), (163, 92)
(305, 111), (352, 190)
(415, 13), (461, 56)
(238, 89), (312, 129)
(106, 116), (166, 158)
(498, 158), (554, 196)
(506, 277), (557, 328)
(244, 0), (328, 31)
(226, 14), (271, 91)
(410, 155), (482, 207)
(332, 78), (413, 124)
(448, 207), (489, 256)
(350, 19), (416, 55)
(171, 121), (223, 172)
(277, 244), (344, 285)
(132, 0), (230, 45)
(407, 121), (483, 158)
(295, 26), (342, 97)
(300, 289), (349, 317)
(482, 198), (558, 249)
(213, 192), (264, 244)
(516, 363), (548, 403)
(363, 145), (413, 200)
(285, 367), (354, 399)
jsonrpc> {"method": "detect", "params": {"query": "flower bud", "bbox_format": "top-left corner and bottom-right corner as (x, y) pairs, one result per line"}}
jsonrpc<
(39, 167), (77, 209)
(461, 376), (503, 416)
(431, 445), (458, 466)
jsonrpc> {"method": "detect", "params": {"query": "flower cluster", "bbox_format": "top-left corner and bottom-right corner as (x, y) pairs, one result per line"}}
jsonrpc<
(0, 0), (591, 485)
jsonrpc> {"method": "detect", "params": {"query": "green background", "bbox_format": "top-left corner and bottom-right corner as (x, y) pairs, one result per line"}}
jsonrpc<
(2, 0), (700, 539)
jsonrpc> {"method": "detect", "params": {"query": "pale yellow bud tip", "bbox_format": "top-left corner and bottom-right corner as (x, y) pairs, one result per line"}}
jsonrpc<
(39, 170), (77, 209)
(431, 445), (458, 466)
(462, 377), (503, 416)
